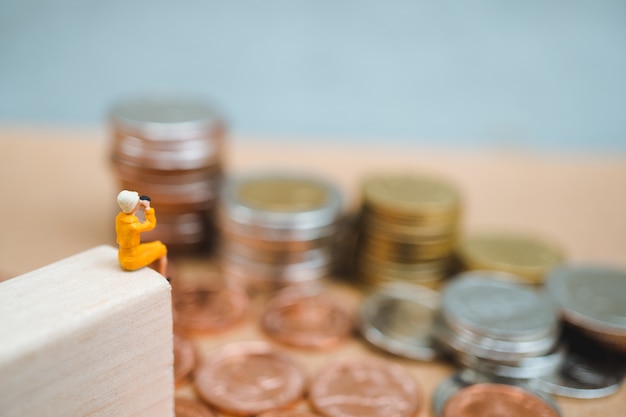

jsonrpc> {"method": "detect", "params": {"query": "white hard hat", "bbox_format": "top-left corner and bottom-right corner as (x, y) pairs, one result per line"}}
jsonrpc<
(117, 190), (140, 213)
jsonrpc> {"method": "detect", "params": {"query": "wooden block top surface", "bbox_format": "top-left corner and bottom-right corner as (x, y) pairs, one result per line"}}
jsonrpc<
(0, 245), (170, 364)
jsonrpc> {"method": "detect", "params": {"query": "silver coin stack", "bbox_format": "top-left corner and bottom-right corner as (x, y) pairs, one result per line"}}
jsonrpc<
(546, 265), (626, 354)
(217, 172), (344, 293)
(109, 91), (225, 251)
(432, 272), (564, 379)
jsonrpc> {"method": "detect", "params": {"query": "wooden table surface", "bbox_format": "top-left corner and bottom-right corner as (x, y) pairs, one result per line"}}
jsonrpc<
(1, 125), (625, 416)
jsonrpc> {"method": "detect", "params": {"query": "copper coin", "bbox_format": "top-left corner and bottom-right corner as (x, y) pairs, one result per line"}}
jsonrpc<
(257, 411), (323, 417)
(261, 289), (353, 349)
(309, 358), (421, 417)
(172, 284), (249, 333)
(174, 334), (196, 386)
(194, 341), (307, 416)
(442, 383), (560, 417)
(174, 398), (217, 417)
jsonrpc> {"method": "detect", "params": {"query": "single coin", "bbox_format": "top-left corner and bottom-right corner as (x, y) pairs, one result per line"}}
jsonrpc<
(238, 177), (329, 212)
(173, 334), (196, 386)
(257, 411), (323, 417)
(458, 231), (564, 284)
(309, 358), (421, 417)
(362, 174), (460, 218)
(221, 173), (343, 224)
(533, 351), (624, 399)
(194, 341), (306, 416)
(443, 383), (560, 417)
(261, 288), (353, 349)
(546, 265), (626, 340)
(432, 372), (560, 417)
(174, 398), (217, 417)
(172, 283), (249, 333)
(359, 283), (440, 361)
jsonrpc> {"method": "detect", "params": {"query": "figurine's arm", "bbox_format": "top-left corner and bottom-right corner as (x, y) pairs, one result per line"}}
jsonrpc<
(136, 207), (157, 232)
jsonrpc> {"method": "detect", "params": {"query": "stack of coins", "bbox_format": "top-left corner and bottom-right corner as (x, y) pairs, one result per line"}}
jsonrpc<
(432, 272), (563, 379)
(354, 173), (461, 289)
(109, 91), (226, 251)
(457, 231), (564, 284)
(546, 265), (626, 353)
(217, 172), (344, 292)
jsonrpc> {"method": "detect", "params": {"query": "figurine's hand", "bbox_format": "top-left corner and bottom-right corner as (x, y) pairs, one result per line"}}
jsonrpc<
(141, 199), (151, 210)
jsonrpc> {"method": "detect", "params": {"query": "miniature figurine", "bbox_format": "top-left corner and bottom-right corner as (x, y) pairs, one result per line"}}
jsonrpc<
(115, 190), (168, 276)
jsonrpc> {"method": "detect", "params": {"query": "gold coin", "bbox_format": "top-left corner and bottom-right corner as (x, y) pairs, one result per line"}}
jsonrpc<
(362, 174), (460, 217)
(458, 232), (564, 284)
(238, 178), (328, 212)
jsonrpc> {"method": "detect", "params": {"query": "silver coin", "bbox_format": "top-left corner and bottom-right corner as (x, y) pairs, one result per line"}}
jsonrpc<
(432, 371), (561, 417)
(110, 91), (223, 138)
(441, 272), (559, 342)
(359, 283), (440, 361)
(532, 351), (625, 399)
(546, 265), (626, 339)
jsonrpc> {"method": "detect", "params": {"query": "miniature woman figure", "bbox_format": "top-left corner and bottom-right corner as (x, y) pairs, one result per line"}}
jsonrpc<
(115, 190), (168, 276)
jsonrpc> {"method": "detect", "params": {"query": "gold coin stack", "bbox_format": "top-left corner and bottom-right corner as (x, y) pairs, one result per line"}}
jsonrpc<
(355, 173), (461, 289)
(457, 231), (564, 284)
(109, 91), (226, 251)
(217, 172), (344, 293)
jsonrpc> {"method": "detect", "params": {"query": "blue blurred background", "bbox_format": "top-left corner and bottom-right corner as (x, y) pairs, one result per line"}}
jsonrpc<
(1, 0), (625, 152)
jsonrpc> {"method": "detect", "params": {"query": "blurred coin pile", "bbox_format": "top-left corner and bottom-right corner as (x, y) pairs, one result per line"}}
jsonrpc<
(217, 172), (344, 293)
(359, 270), (626, 402)
(354, 173), (461, 289)
(109, 91), (226, 251)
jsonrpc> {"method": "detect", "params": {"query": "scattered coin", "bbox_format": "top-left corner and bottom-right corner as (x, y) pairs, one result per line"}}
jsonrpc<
(172, 283), (249, 334)
(533, 351), (624, 399)
(309, 358), (421, 417)
(359, 282), (440, 361)
(194, 341), (307, 416)
(457, 231), (564, 284)
(432, 372), (560, 417)
(174, 398), (217, 417)
(257, 411), (323, 417)
(261, 288), (353, 349)
(173, 334), (196, 386)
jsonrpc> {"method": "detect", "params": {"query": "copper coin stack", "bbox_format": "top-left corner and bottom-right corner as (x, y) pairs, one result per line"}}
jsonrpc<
(109, 91), (226, 251)
(217, 172), (344, 293)
(354, 173), (461, 289)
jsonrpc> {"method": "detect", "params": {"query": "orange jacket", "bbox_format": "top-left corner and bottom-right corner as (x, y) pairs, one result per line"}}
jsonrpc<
(116, 208), (166, 270)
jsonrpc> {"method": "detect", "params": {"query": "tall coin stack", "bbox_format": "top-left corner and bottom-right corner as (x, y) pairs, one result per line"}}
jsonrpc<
(217, 172), (344, 293)
(355, 173), (461, 289)
(109, 92), (225, 251)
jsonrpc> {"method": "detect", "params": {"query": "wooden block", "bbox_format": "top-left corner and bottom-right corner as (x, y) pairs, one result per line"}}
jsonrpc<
(0, 245), (173, 417)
